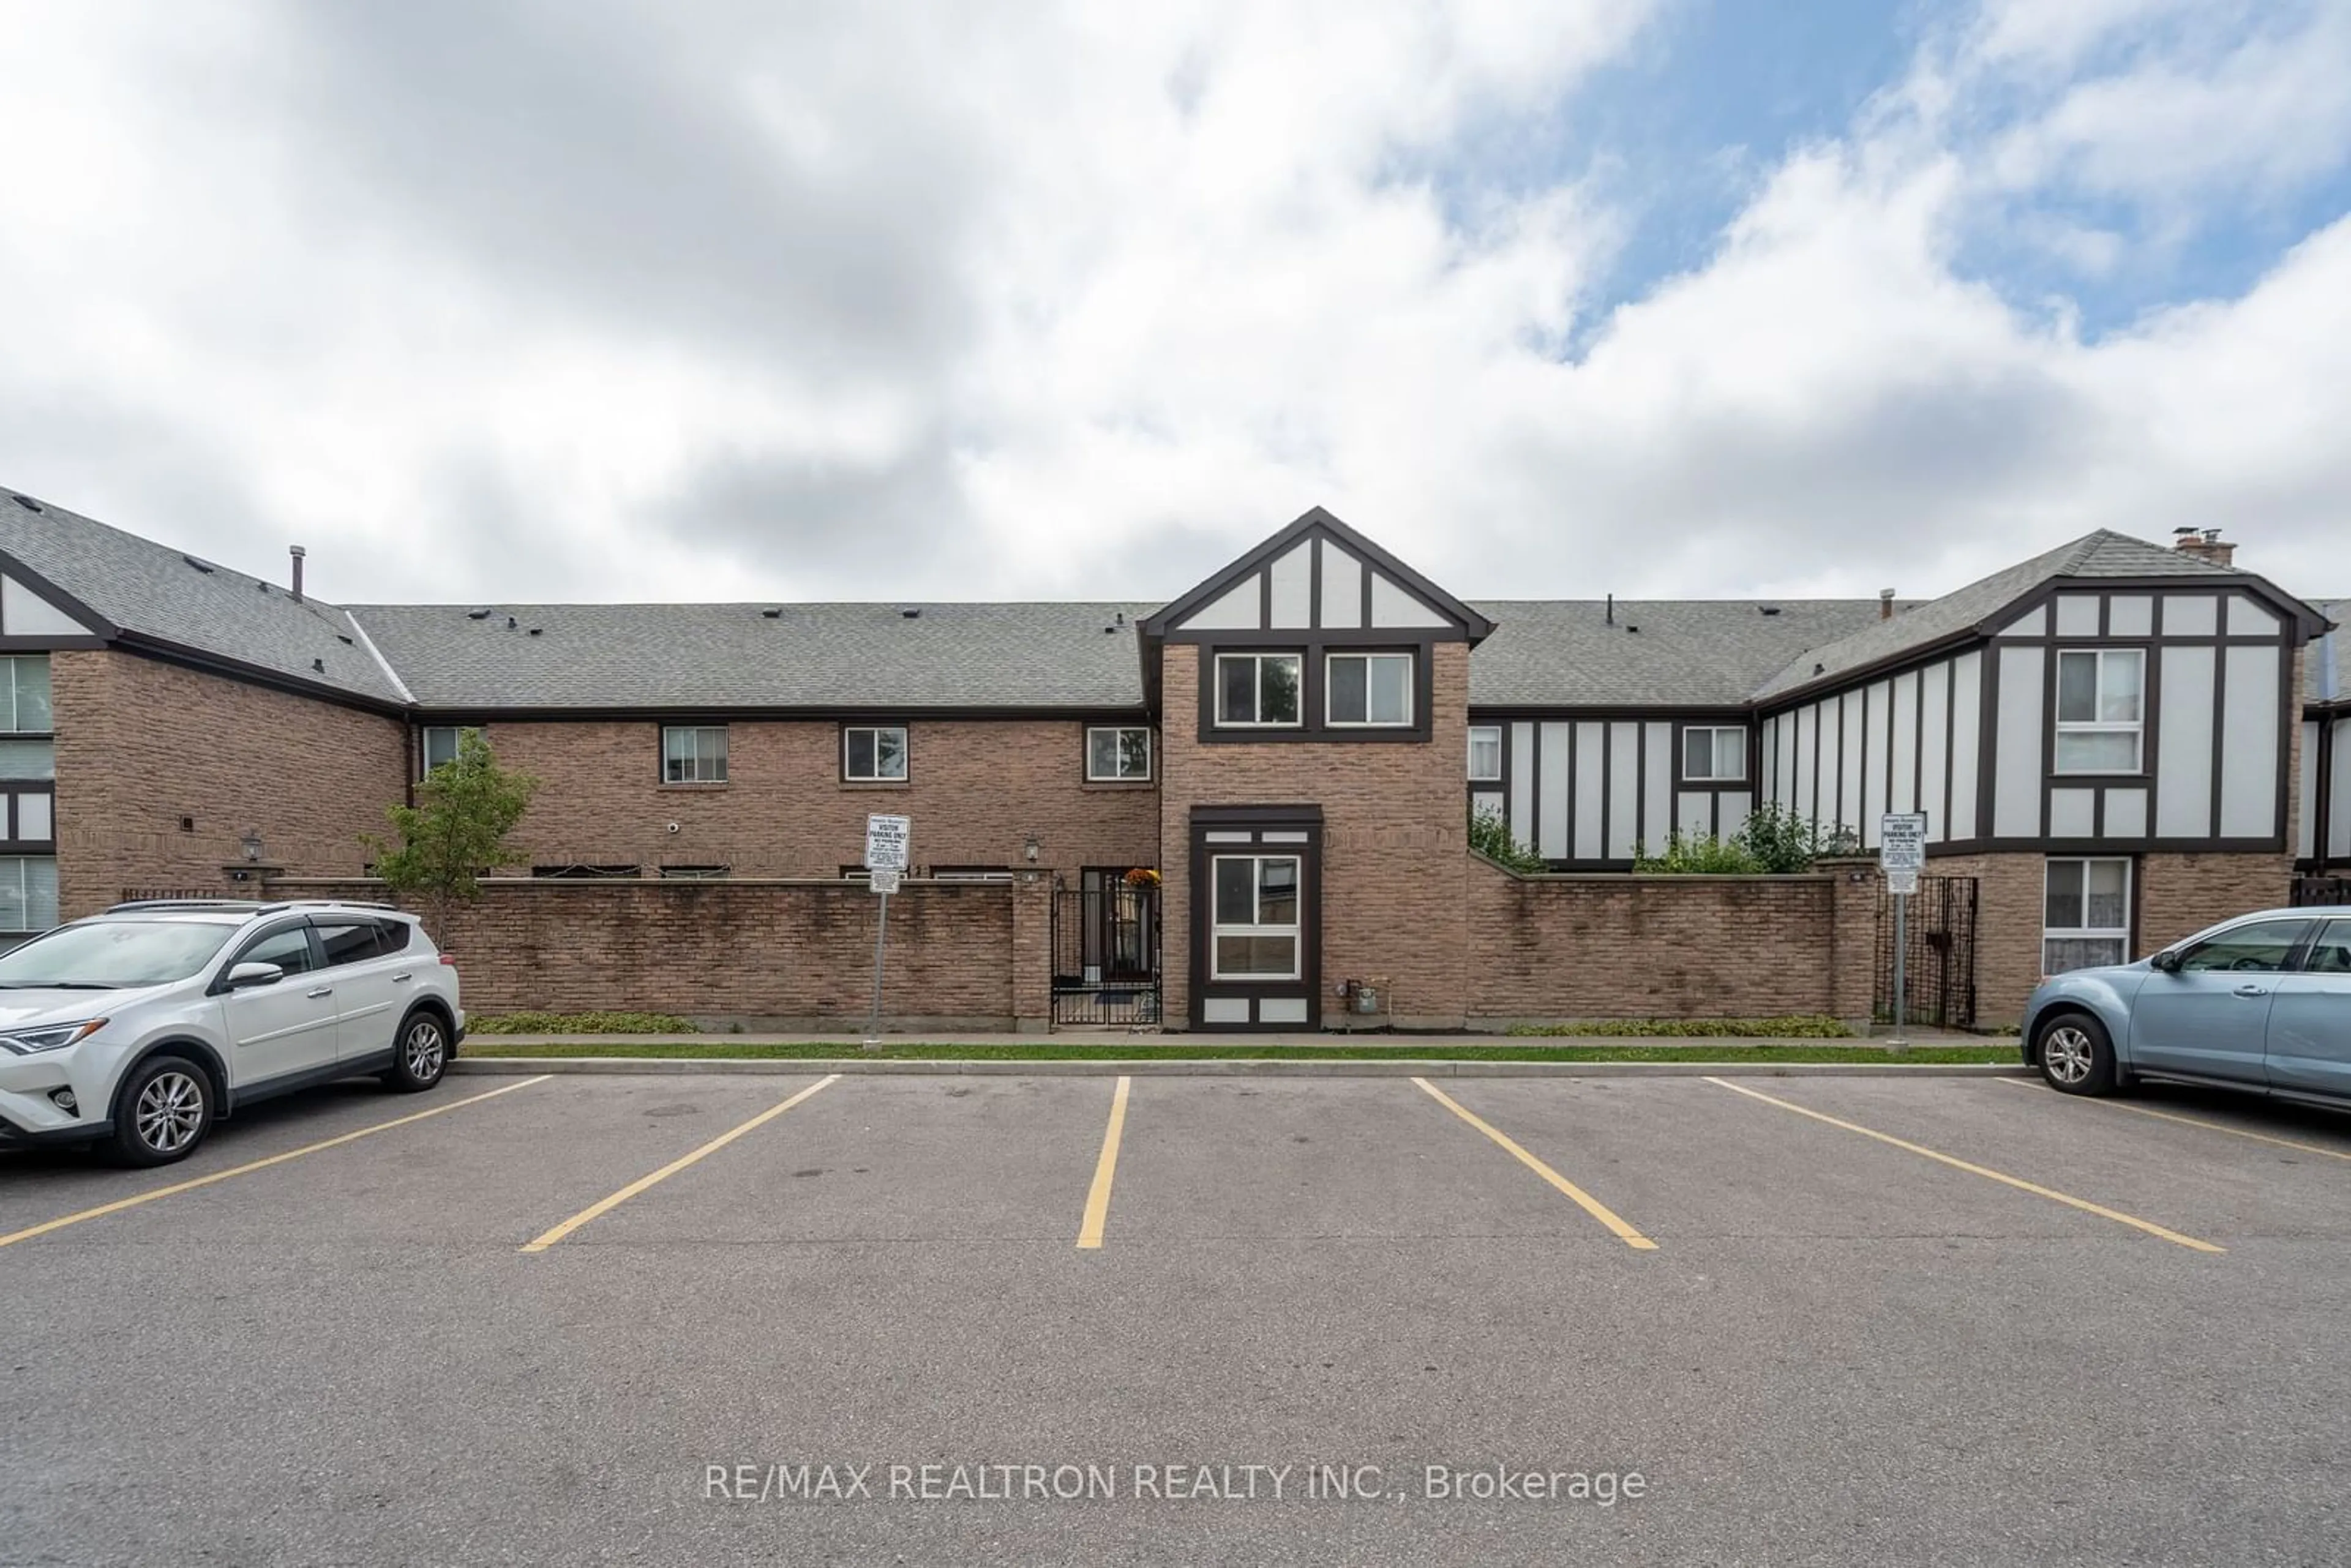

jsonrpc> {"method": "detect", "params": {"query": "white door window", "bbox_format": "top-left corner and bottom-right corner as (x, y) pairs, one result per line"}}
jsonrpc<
(1210, 855), (1302, 979)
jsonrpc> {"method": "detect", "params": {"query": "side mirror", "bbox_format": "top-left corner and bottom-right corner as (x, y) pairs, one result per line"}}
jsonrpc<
(225, 961), (285, 991)
(2150, 950), (2181, 974)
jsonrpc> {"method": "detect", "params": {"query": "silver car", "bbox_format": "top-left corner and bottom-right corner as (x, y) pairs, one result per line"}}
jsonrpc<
(2022, 907), (2351, 1102)
(0, 899), (465, 1166)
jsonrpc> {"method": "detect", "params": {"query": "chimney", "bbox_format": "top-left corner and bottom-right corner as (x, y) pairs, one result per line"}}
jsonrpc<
(288, 545), (306, 604)
(2173, 527), (2235, 568)
(1605, 592), (1614, 626)
(1878, 588), (1895, 620)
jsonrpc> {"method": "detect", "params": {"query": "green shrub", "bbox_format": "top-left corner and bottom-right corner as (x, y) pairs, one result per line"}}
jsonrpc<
(1632, 830), (1762, 874)
(1633, 805), (1859, 874)
(470, 1011), (698, 1035)
(1468, 803), (1547, 874)
(1504, 1016), (1854, 1038)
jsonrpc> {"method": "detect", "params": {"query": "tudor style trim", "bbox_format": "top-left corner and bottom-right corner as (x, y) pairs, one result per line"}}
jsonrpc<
(1139, 506), (1496, 642)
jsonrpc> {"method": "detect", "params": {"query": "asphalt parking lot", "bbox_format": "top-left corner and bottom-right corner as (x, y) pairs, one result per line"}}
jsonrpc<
(5, 1068), (2350, 1566)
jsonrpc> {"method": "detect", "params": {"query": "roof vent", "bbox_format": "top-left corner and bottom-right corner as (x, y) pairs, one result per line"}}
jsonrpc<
(527, 626), (542, 636)
(310, 658), (325, 673)
(9, 493), (39, 512)
(467, 609), (492, 620)
(182, 554), (216, 574)
(1625, 624), (1639, 634)
(505, 616), (517, 629)
(336, 632), (354, 645)
(1758, 605), (1780, 617)
(1813, 662), (1825, 675)
(899, 607), (921, 619)
(760, 607), (782, 619)
(255, 580), (269, 593)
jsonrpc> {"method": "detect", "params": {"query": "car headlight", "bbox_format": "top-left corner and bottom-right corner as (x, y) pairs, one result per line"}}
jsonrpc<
(0, 1018), (110, 1054)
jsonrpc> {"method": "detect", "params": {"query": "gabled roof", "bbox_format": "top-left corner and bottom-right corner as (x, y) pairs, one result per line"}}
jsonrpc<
(1750, 530), (2323, 703)
(348, 600), (1156, 711)
(1469, 599), (1891, 708)
(0, 485), (408, 705)
(1140, 506), (1496, 641)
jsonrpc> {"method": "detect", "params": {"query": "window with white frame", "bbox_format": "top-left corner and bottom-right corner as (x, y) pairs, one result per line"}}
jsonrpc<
(1, 656), (52, 732)
(2044, 857), (2130, 974)
(1086, 726), (1152, 781)
(0, 855), (59, 932)
(843, 724), (908, 781)
(1210, 854), (1301, 979)
(1325, 651), (1413, 727)
(1213, 653), (1302, 728)
(662, 725), (729, 784)
(1682, 726), (1746, 782)
(2054, 649), (2144, 773)
(1468, 724), (1502, 782)
(418, 726), (464, 778)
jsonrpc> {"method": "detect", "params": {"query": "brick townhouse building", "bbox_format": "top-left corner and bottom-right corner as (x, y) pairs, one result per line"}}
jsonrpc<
(0, 483), (2337, 1029)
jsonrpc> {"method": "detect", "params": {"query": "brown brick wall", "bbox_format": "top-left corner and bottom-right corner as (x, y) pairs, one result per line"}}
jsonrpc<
(470, 718), (1160, 881)
(1935, 849), (2297, 1024)
(1158, 642), (1471, 1029)
(1464, 856), (1880, 1024)
(272, 877), (1030, 1029)
(51, 651), (407, 918)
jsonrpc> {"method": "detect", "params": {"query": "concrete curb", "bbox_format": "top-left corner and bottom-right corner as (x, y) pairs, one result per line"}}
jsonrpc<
(452, 1056), (2031, 1079)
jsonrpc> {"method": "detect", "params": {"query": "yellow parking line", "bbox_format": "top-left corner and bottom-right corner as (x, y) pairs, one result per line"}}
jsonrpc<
(1993, 1076), (2351, 1162)
(1412, 1078), (1655, 1250)
(521, 1075), (839, 1253)
(1076, 1075), (1131, 1250)
(0, 1076), (552, 1250)
(1706, 1077), (2223, 1253)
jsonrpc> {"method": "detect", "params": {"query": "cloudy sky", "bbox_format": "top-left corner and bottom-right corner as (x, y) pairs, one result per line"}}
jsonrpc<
(1, 0), (2346, 609)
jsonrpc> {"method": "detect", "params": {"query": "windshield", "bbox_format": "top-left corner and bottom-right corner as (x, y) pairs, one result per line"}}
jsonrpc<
(0, 920), (238, 989)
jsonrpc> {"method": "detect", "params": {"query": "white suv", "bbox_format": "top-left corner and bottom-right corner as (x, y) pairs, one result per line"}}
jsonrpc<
(0, 899), (465, 1166)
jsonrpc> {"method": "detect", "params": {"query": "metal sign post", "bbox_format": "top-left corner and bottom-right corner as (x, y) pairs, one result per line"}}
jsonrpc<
(863, 815), (911, 1048)
(1880, 812), (1928, 1051)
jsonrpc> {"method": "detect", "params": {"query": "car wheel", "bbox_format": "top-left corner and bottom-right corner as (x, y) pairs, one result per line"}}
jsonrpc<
(110, 1055), (214, 1166)
(2035, 1011), (2116, 1097)
(383, 1010), (449, 1092)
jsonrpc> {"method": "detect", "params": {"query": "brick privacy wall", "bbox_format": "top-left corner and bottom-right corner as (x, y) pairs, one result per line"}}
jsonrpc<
(51, 650), (407, 919)
(272, 877), (1026, 1027)
(1463, 858), (1878, 1022)
(1158, 642), (1471, 1029)
(471, 718), (1160, 880)
(2137, 851), (2296, 954)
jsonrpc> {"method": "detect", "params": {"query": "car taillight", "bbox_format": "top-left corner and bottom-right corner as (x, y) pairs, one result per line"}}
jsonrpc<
(438, 953), (458, 966)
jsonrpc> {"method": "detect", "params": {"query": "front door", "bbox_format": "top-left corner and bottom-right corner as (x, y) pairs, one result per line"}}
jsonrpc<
(2131, 918), (2312, 1084)
(1188, 806), (1321, 1030)
(220, 922), (339, 1087)
(2267, 917), (2351, 1099)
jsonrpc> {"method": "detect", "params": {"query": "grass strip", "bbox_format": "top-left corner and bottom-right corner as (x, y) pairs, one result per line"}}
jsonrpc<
(465, 1041), (2017, 1065)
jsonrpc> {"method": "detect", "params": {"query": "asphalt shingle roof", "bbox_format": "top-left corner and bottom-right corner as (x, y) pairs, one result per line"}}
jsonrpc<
(1749, 530), (2249, 702)
(1467, 599), (1892, 708)
(347, 601), (1159, 711)
(0, 486), (407, 703)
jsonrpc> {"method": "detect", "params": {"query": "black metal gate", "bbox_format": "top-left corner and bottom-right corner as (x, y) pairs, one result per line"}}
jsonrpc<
(1050, 872), (1160, 1027)
(1875, 875), (1978, 1029)
(2291, 876), (2351, 907)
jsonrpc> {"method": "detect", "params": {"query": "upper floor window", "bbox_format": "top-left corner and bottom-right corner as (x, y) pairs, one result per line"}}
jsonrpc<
(844, 724), (908, 781)
(1326, 651), (1412, 727)
(1215, 653), (1302, 728)
(2055, 649), (2143, 773)
(0, 656), (52, 733)
(1682, 726), (1746, 782)
(1467, 725), (1502, 782)
(662, 725), (729, 784)
(1087, 726), (1152, 781)
(419, 725), (463, 778)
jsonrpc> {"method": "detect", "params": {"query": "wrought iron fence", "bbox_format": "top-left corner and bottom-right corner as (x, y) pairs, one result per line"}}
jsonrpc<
(1874, 875), (1979, 1029)
(2290, 876), (2351, 907)
(1049, 876), (1160, 1027)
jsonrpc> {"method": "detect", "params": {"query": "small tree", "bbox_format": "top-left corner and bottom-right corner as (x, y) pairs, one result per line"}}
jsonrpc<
(363, 730), (537, 940)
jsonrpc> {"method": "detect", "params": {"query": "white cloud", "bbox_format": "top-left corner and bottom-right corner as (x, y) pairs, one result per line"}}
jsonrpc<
(0, 0), (2345, 617)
